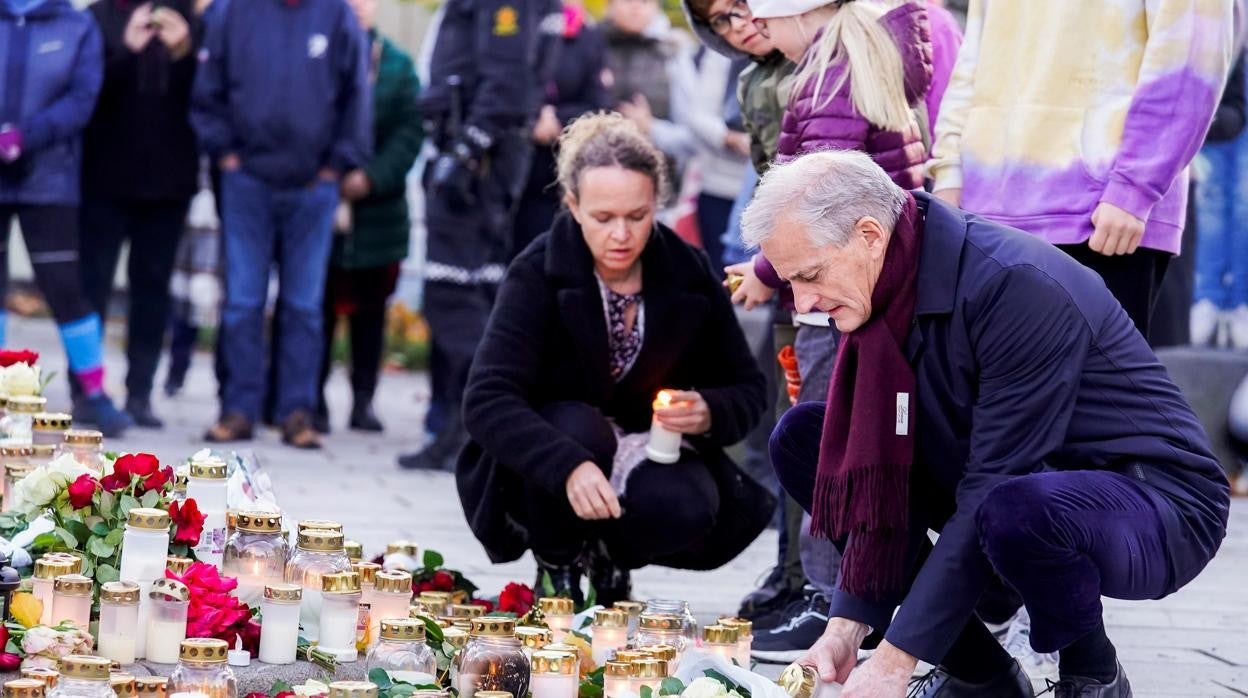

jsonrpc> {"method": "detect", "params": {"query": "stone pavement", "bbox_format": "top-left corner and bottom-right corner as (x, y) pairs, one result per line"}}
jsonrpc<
(8, 315), (1248, 695)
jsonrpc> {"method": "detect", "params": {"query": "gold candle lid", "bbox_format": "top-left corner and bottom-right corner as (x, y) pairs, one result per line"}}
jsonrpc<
(33, 557), (74, 580)
(150, 578), (191, 602)
(180, 638), (229, 663)
(30, 444), (56, 459)
(7, 396), (47, 414)
(174, 471), (187, 492)
(3, 679), (45, 698)
(604, 661), (633, 678)
(344, 540), (364, 561)
(236, 510), (282, 533)
(475, 693), (512, 698)
(134, 677), (168, 697)
(778, 663), (816, 698)
(613, 600), (644, 616)
(638, 645), (677, 662)
(298, 528), (345, 552)
(632, 659), (669, 680)
(0, 445), (33, 457)
(264, 583), (303, 603)
(612, 650), (649, 663)
(328, 683), (379, 698)
(322, 571), (361, 594)
(57, 656), (109, 681)
(375, 570), (413, 594)
(412, 692), (449, 698)
(516, 626), (551, 649)
(638, 613), (682, 631)
(353, 561), (382, 585)
(593, 608), (628, 628)
(450, 603), (484, 618)
(718, 617), (753, 635)
(543, 642), (580, 659)
(63, 429), (102, 445)
(441, 627), (469, 648)
(409, 602), (428, 616)
(48, 553), (83, 575)
(386, 540), (418, 557)
(448, 618), (472, 631)
(380, 618), (426, 642)
(18, 669), (58, 689)
(538, 597), (574, 615)
(531, 650), (578, 675)
(419, 590), (451, 603)
(469, 616), (515, 637)
(100, 581), (141, 604)
(127, 507), (171, 530)
(52, 574), (92, 596)
(702, 624), (739, 644)
(166, 556), (193, 575)
(110, 674), (137, 698)
(297, 519), (343, 534)
(189, 458), (227, 479)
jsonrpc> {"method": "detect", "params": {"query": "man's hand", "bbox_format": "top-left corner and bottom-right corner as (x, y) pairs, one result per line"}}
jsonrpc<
(219, 153), (241, 172)
(532, 105), (561, 146)
(318, 167), (340, 183)
(724, 131), (751, 158)
(799, 618), (869, 683)
(124, 3), (156, 53)
(341, 169), (371, 201)
(565, 462), (622, 520)
(841, 641), (917, 698)
(654, 390), (712, 435)
(724, 261), (775, 310)
(933, 188), (961, 207)
(0, 125), (23, 164)
(618, 95), (654, 136)
(1089, 202), (1145, 256)
(152, 7), (192, 60)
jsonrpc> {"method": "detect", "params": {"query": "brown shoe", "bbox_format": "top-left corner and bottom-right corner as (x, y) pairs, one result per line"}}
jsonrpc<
(282, 410), (323, 450)
(204, 412), (254, 442)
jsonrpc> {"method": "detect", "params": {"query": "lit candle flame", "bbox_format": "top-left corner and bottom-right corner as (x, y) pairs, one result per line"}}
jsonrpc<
(654, 390), (674, 409)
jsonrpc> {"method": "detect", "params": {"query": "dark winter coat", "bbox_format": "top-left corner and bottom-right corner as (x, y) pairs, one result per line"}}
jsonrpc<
(0, 0), (102, 206)
(457, 215), (773, 569)
(81, 0), (199, 202)
(776, 1), (932, 189)
(333, 34), (422, 270)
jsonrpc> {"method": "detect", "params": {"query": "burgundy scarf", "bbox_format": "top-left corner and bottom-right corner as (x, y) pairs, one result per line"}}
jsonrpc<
(810, 193), (922, 599)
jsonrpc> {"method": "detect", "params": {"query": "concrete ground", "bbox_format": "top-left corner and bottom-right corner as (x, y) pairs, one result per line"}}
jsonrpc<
(8, 315), (1248, 696)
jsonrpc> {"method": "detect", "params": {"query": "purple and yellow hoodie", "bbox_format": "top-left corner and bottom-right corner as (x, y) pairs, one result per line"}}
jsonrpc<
(929, 0), (1235, 254)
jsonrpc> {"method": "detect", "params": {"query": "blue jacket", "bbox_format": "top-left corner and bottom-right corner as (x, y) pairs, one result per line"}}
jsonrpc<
(0, 0), (102, 206)
(190, 0), (371, 188)
(828, 192), (1231, 665)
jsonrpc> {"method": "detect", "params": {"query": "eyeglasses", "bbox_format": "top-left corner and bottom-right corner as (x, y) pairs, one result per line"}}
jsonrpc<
(751, 16), (769, 37)
(708, 0), (751, 35)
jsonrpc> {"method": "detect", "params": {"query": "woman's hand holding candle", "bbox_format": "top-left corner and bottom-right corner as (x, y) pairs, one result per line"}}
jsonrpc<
(654, 390), (712, 435)
(565, 462), (622, 521)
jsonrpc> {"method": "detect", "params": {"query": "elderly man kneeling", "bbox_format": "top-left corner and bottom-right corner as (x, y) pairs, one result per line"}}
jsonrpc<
(745, 151), (1229, 698)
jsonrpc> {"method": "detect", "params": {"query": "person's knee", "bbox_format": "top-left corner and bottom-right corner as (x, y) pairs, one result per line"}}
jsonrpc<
(977, 476), (1063, 563)
(539, 402), (617, 468)
(629, 464), (719, 537)
(769, 401), (825, 511)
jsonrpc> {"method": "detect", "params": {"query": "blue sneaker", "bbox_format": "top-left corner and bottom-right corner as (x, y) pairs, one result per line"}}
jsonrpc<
(74, 394), (134, 437)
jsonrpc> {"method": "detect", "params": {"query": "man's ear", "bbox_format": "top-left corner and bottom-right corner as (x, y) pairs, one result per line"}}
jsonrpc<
(857, 216), (888, 260)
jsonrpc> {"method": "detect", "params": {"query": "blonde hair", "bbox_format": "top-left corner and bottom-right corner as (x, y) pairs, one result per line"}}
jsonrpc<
(792, 0), (913, 132)
(556, 112), (670, 202)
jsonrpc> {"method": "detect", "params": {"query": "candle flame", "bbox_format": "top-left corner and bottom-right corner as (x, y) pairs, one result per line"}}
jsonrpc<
(655, 390), (674, 409)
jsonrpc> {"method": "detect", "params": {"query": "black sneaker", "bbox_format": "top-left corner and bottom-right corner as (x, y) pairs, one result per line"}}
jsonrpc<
(752, 586), (814, 631)
(738, 566), (804, 626)
(749, 591), (830, 664)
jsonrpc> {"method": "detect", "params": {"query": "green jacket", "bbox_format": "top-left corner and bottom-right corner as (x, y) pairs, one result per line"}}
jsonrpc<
(333, 35), (423, 270)
(738, 52), (795, 176)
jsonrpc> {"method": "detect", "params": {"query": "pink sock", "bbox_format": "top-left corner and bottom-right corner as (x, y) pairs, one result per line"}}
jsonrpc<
(76, 367), (104, 396)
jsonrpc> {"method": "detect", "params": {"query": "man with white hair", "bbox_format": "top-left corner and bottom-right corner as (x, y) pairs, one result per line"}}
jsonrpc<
(746, 150), (1230, 698)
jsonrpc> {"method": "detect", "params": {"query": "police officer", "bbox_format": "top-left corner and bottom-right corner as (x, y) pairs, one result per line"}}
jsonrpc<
(400, 0), (562, 470)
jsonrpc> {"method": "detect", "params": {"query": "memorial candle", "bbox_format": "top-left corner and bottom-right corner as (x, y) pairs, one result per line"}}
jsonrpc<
(529, 651), (577, 698)
(645, 391), (681, 464)
(590, 609), (628, 665)
(701, 625), (740, 663)
(537, 597), (574, 642)
(259, 584), (302, 665)
(603, 662), (632, 698)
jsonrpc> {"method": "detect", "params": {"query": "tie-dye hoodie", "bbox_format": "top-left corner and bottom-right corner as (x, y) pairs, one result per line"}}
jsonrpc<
(929, 0), (1235, 254)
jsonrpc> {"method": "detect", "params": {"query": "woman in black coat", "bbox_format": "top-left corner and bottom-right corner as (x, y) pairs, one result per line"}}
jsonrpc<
(458, 113), (773, 604)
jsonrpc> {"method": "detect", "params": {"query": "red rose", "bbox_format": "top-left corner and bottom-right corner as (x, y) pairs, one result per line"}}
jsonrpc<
(169, 499), (206, 545)
(115, 453), (161, 479)
(470, 598), (496, 613)
(141, 466), (174, 494)
(275, 692), (296, 698)
(497, 582), (535, 615)
(67, 474), (98, 510)
(432, 570), (455, 591)
(244, 693), (269, 698)
(0, 653), (19, 672)
(0, 349), (38, 367)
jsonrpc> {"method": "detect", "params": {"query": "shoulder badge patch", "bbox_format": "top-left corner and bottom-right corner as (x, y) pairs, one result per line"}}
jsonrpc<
(493, 5), (519, 36)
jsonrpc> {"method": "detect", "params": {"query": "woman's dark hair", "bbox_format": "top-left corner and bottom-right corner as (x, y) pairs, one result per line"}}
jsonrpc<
(556, 112), (670, 203)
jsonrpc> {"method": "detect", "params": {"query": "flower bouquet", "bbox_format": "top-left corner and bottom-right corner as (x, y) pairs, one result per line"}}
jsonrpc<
(0, 349), (44, 397)
(165, 561), (261, 655)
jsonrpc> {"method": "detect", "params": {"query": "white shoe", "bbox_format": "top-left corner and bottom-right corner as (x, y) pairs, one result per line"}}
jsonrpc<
(1191, 300), (1221, 346)
(1230, 306), (1248, 349)
(1001, 607), (1059, 682)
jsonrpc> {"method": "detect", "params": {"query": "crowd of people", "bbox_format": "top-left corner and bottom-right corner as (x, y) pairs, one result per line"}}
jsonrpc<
(0, 0), (1243, 693)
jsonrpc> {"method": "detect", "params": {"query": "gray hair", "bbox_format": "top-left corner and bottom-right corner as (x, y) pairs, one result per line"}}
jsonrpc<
(741, 150), (908, 249)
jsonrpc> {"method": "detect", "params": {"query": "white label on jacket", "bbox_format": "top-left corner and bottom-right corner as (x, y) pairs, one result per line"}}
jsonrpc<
(37, 40), (64, 54)
(896, 392), (909, 436)
(308, 34), (328, 59)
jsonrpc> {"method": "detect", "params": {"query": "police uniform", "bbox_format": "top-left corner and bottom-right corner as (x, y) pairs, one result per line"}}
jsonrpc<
(409, 0), (561, 469)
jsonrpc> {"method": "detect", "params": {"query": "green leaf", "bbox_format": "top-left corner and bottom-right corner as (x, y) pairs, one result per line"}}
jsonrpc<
(541, 571), (556, 597)
(422, 549), (444, 570)
(583, 580), (597, 611)
(98, 490), (116, 518)
(419, 616), (445, 643)
(90, 522), (111, 536)
(140, 489), (161, 508)
(369, 669), (394, 689)
(660, 678), (685, 696)
(32, 532), (59, 552)
(95, 563), (120, 584)
(270, 681), (293, 695)
(119, 494), (140, 517)
(53, 527), (77, 549)
(569, 629), (592, 644)
(104, 528), (124, 547)
(391, 686), (416, 698)
(88, 537), (116, 558)
(641, 686), (653, 698)
(578, 681), (604, 698)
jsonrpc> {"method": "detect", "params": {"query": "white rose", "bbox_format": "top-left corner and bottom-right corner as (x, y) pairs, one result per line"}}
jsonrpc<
(682, 677), (729, 698)
(12, 467), (58, 516)
(47, 453), (93, 482)
(0, 362), (40, 396)
(294, 681), (330, 697)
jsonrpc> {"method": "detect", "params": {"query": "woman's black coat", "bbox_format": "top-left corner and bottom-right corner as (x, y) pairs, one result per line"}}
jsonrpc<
(457, 214), (774, 569)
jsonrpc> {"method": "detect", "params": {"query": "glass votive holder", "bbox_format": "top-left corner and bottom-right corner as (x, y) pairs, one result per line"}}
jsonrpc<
(456, 617), (529, 698)
(223, 511), (287, 607)
(613, 601), (644, 640)
(19, 669), (59, 691)
(135, 677), (168, 698)
(515, 626), (551, 661)
(4, 679), (46, 698)
(57, 430), (103, 471)
(110, 674), (136, 698)
(167, 638), (236, 698)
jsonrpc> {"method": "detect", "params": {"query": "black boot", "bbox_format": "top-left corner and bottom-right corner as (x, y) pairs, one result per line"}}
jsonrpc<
(586, 540), (631, 607)
(1049, 662), (1132, 698)
(534, 553), (585, 607)
(125, 397), (164, 429)
(909, 660), (1032, 698)
(350, 402), (384, 432)
(398, 412), (468, 471)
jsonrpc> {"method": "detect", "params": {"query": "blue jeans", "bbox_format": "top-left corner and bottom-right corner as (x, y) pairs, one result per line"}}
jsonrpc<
(1195, 137), (1248, 309)
(219, 169), (337, 421)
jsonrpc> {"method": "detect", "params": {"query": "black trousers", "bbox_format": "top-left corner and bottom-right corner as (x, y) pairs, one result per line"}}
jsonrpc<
(515, 401), (720, 570)
(78, 198), (188, 401)
(318, 262), (398, 409)
(0, 205), (96, 323)
(1056, 244), (1171, 340)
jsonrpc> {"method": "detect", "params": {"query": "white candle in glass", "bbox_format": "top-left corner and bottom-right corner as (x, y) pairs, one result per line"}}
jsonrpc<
(530, 674), (577, 698)
(259, 584), (302, 665)
(702, 625), (740, 664)
(147, 617), (188, 663)
(645, 391), (681, 464)
(50, 575), (92, 631)
(603, 662), (632, 698)
(531, 651), (578, 698)
(591, 609), (629, 665)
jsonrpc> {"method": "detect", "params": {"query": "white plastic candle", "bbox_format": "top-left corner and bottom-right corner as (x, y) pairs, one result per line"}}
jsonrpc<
(603, 662), (632, 698)
(97, 581), (141, 665)
(369, 571), (414, 649)
(186, 458), (228, 568)
(147, 579), (191, 664)
(259, 584), (302, 665)
(718, 618), (753, 667)
(701, 625), (740, 664)
(530, 651), (578, 698)
(645, 391), (681, 464)
(537, 597), (575, 643)
(318, 572), (362, 661)
(591, 609), (629, 666)
(31, 557), (72, 626)
(50, 574), (92, 630)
